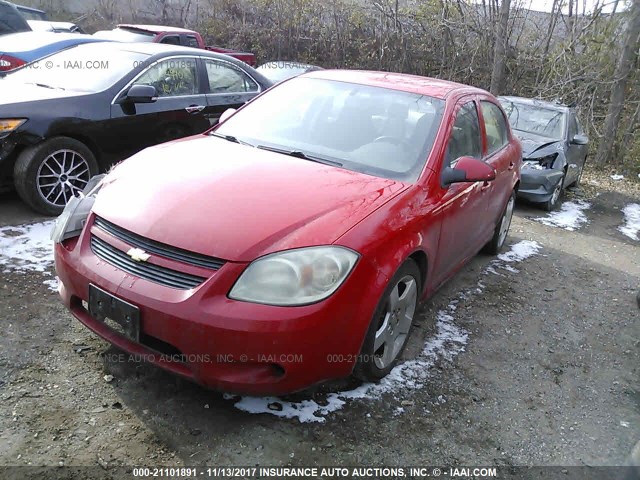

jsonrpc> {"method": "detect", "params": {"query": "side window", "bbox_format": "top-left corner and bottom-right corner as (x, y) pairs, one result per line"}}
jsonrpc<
(568, 114), (579, 139)
(480, 101), (508, 155)
(204, 60), (258, 94)
(445, 102), (482, 167)
(136, 58), (199, 97)
(160, 35), (180, 45)
(185, 35), (199, 48)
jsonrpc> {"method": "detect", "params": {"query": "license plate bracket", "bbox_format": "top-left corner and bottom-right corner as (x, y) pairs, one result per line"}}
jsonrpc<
(88, 284), (140, 342)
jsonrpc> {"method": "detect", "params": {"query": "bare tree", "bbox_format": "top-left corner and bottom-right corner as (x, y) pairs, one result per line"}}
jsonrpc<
(490, 0), (512, 94)
(594, 0), (640, 166)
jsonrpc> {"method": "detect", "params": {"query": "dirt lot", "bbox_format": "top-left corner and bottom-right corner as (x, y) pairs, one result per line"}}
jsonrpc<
(0, 175), (638, 478)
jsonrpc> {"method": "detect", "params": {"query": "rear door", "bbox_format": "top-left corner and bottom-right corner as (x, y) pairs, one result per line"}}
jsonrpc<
(201, 58), (261, 126)
(108, 56), (211, 158)
(479, 99), (516, 222)
(432, 99), (491, 285)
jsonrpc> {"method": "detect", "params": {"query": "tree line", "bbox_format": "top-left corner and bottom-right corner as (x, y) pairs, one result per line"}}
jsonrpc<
(30, 0), (640, 175)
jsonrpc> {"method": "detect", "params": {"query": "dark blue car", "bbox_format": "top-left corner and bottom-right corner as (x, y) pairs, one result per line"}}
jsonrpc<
(0, 32), (109, 72)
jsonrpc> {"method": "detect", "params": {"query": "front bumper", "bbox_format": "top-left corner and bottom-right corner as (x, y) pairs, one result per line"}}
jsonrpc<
(517, 168), (564, 203)
(54, 215), (385, 395)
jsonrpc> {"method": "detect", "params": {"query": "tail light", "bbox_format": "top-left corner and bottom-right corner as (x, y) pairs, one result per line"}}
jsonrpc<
(0, 55), (26, 72)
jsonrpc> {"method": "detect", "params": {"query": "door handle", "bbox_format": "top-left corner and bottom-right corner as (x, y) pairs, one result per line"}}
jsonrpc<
(480, 181), (492, 191)
(508, 161), (515, 171)
(185, 105), (205, 114)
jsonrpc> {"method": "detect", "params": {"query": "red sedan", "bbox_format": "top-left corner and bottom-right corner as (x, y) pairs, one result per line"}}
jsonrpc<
(53, 70), (521, 395)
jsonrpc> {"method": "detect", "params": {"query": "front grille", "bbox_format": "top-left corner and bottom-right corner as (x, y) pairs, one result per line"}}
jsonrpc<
(91, 236), (206, 289)
(93, 216), (225, 270)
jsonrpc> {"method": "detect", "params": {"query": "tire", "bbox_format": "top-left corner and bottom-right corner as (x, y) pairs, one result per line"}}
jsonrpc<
(543, 170), (565, 212)
(570, 158), (586, 188)
(13, 137), (99, 216)
(484, 190), (515, 255)
(354, 259), (421, 382)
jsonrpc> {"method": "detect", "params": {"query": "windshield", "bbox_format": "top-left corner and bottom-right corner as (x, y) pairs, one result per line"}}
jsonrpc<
(93, 27), (155, 42)
(3, 45), (150, 92)
(215, 77), (445, 182)
(500, 100), (566, 140)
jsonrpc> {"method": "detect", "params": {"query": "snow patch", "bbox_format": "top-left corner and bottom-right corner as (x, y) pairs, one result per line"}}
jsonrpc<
(618, 203), (640, 241)
(497, 240), (543, 262)
(227, 240), (542, 423)
(0, 221), (58, 292)
(534, 200), (590, 231)
(0, 221), (55, 272)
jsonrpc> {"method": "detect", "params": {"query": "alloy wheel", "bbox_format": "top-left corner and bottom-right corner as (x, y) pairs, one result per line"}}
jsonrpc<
(498, 195), (515, 248)
(373, 275), (418, 369)
(36, 149), (91, 208)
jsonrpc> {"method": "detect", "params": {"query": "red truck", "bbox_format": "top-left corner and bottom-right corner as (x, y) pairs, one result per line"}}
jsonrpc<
(93, 24), (257, 66)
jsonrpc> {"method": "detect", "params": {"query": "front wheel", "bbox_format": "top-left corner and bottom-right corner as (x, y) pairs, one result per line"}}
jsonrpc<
(543, 171), (565, 212)
(13, 137), (99, 216)
(484, 191), (515, 255)
(354, 259), (421, 381)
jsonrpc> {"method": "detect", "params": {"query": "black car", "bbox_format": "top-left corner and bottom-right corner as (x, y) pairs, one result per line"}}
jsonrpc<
(0, 42), (272, 215)
(499, 96), (588, 211)
(0, 1), (31, 36)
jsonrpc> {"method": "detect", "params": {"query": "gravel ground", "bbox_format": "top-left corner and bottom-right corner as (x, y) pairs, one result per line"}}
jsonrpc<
(0, 172), (638, 479)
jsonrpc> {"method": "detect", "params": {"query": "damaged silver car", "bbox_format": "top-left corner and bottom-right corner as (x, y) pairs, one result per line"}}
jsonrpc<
(499, 96), (588, 211)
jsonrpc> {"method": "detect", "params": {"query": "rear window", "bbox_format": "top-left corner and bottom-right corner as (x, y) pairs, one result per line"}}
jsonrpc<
(0, 4), (30, 34)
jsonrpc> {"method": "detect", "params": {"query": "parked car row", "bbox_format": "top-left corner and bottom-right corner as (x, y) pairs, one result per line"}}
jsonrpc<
(0, 42), (271, 214)
(0, 5), (589, 396)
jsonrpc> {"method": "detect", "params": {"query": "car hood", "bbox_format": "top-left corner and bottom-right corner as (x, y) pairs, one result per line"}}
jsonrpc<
(92, 135), (409, 262)
(0, 81), (80, 103)
(513, 130), (562, 158)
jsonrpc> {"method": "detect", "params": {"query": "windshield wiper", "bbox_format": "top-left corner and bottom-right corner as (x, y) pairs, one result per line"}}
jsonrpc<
(25, 82), (64, 90)
(209, 131), (253, 146)
(257, 145), (342, 167)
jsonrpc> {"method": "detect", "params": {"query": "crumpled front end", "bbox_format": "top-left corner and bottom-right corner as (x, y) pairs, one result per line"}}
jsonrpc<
(517, 149), (565, 203)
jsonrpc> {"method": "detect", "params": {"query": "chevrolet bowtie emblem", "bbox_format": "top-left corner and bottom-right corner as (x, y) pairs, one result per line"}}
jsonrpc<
(127, 248), (151, 262)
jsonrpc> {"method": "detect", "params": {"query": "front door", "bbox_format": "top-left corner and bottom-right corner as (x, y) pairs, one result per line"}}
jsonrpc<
(107, 56), (211, 159)
(432, 99), (491, 286)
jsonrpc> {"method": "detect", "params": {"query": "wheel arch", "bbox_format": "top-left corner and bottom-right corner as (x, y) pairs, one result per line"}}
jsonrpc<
(49, 133), (103, 169)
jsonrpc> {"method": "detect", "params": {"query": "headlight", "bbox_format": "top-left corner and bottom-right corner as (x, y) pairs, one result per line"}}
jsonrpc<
(523, 153), (557, 170)
(51, 174), (106, 243)
(0, 119), (26, 134)
(229, 246), (359, 306)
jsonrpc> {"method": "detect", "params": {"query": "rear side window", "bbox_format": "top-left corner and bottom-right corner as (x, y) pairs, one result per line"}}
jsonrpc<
(184, 35), (199, 48)
(204, 59), (258, 94)
(446, 102), (482, 167)
(480, 101), (509, 155)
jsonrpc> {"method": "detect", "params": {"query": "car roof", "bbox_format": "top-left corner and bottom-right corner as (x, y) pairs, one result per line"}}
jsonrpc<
(0, 32), (101, 51)
(65, 41), (251, 64)
(303, 70), (487, 99)
(499, 95), (570, 112)
(117, 24), (196, 34)
(10, 2), (46, 14)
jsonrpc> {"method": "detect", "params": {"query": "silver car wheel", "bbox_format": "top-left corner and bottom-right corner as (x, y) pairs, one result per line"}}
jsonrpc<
(373, 275), (418, 370)
(36, 149), (91, 207)
(498, 194), (515, 248)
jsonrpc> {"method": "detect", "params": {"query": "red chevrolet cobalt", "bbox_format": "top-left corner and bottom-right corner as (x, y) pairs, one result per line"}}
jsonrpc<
(53, 70), (521, 395)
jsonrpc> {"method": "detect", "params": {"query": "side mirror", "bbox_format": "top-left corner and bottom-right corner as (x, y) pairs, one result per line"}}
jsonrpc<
(219, 108), (237, 124)
(442, 156), (496, 186)
(571, 134), (588, 145)
(119, 84), (157, 104)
